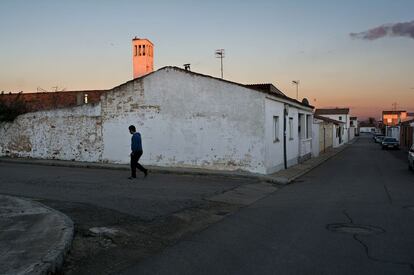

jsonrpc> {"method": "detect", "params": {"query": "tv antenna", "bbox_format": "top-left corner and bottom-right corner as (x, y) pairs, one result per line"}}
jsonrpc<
(215, 49), (225, 79)
(37, 87), (48, 93)
(292, 80), (300, 100)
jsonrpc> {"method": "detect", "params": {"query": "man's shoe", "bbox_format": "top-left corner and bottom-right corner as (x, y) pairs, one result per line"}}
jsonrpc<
(128, 176), (136, 180)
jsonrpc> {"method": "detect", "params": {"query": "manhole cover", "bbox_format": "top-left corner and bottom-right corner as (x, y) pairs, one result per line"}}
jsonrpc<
(327, 223), (385, 235)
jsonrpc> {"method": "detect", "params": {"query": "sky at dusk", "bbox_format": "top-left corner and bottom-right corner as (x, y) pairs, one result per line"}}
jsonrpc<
(1, 0), (413, 119)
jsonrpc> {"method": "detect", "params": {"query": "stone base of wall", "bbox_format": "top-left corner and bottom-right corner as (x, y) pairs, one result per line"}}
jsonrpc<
(298, 153), (312, 163)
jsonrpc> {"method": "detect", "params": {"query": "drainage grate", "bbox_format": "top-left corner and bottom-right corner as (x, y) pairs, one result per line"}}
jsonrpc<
(327, 223), (385, 235)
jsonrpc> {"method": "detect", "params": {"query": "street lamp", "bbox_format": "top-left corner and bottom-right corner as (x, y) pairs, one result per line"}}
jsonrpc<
(292, 80), (300, 100)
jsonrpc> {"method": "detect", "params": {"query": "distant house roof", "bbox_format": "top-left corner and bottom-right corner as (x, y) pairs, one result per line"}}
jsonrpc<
(314, 114), (344, 125)
(382, 110), (406, 115)
(244, 84), (285, 96)
(315, 108), (350, 115)
(0, 90), (107, 112)
(350, 116), (357, 120)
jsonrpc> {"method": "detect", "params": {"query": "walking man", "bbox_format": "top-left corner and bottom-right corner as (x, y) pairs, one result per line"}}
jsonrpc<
(128, 125), (148, 179)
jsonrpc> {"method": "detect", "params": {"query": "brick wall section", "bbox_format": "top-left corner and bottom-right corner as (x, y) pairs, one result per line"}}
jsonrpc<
(0, 90), (107, 112)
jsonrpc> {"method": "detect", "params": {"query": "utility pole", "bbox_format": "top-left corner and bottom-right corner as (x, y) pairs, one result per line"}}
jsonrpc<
(292, 80), (300, 100)
(215, 49), (225, 79)
(392, 102), (398, 111)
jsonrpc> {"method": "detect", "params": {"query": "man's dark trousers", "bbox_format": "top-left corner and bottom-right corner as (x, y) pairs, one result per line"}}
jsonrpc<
(130, 150), (146, 178)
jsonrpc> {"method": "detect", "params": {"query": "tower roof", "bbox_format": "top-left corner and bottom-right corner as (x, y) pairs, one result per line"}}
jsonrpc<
(132, 37), (154, 44)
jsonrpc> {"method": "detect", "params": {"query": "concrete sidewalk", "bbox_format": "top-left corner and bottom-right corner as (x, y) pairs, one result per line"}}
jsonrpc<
(270, 141), (353, 182)
(0, 195), (73, 275)
(0, 140), (354, 185)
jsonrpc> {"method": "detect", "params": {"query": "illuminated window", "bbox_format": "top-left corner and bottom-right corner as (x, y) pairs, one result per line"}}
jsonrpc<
(84, 94), (88, 104)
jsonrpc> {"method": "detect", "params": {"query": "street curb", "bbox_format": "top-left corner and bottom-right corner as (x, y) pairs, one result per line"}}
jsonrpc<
(0, 157), (286, 185)
(32, 199), (74, 275)
(0, 140), (356, 186)
(0, 195), (74, 275)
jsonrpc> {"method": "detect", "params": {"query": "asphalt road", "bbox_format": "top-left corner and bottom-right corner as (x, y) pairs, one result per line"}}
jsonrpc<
(0, 161), (256, 274)
(0, 163), (250, 221)
(121, 135), (414, 275)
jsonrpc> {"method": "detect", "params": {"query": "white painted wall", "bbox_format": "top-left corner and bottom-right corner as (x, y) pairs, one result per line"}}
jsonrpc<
(264, 98), (285, 173)
(101, 68), (267, 174)
(332, 124), (341, 148)
(312, 121), (320, 157)
(319, 114), (349, 145)
(0, 104), (102, 161)
(0, 67), (314, 175)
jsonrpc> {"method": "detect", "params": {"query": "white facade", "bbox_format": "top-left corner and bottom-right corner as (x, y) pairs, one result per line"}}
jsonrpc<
(101, 68), (267, 173)
(101, 67), (313, 174)
(317, 113), (350, 146)
(312, 121), (321, 157)
(264, 98), (313, 173)
(0, 67), (313, 175)
(332, 124), (343, 148)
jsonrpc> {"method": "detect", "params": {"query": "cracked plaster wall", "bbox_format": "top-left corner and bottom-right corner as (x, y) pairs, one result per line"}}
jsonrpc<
(0, 104), (103, 161)
(101, 68), (267, 173)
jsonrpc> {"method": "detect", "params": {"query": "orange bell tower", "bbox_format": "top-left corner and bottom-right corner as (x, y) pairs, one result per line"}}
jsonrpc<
(132, 37), (154, 79)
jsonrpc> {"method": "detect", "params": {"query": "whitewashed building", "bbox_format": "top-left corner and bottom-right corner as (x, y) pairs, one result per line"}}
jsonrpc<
(0, 67), (314, 175)
(315, 108), (351, 146)
(312, 115), (344, 156)
(350, 116), (358, 138)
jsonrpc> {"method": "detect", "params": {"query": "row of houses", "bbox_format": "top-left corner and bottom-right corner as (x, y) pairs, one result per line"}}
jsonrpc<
(357, 110), (414, 150)
(0, 67), (357, 175)
(0, 38), (358, 175)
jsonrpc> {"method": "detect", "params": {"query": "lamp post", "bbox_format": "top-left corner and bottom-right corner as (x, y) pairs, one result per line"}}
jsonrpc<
(292, 80), (300, 100)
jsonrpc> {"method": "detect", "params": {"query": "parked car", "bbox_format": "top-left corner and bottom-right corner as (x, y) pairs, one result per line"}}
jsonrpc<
(381, 137), (399, 150)
(409, 144), (414, 171)
(374, 135), (385, 143)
